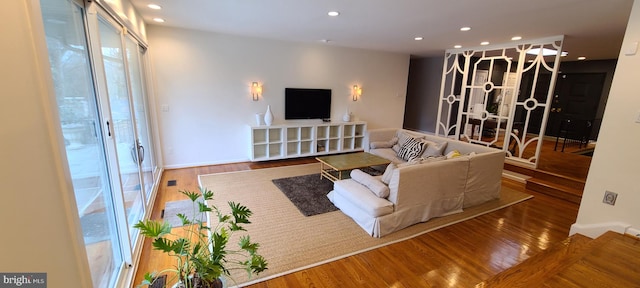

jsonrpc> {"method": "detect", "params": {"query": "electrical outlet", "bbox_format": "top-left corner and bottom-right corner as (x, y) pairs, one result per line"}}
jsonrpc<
(603, 190), (618, 205)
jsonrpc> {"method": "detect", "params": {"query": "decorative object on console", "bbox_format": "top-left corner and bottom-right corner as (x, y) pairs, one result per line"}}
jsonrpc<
(255, 113), (264, 126)
(352, 85), (362, 101)
(342, 108), (351, 122)
(264, 105), (273, 126)
(251, 81), (262, 101)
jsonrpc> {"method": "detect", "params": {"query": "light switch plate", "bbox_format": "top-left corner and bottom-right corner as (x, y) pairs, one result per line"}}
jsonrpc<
(636, 110), (640, 123)
(625, 41), (638, 56)
(161, 104), (170, 112)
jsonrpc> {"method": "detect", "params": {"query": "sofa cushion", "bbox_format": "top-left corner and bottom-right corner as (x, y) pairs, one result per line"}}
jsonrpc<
(381, 163), (396, 185)
(422, 140), (448, 158)
(397, 137), (427, 161)
(350, 169), (390, 198)
(392, 131), (423, 153)
(370, 148), (405, 164)
(333, 180), (394, 217)
(370, 137), (398, 149)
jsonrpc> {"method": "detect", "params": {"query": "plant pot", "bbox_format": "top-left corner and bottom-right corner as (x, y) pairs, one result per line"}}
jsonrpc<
(172, 276), (225, 288)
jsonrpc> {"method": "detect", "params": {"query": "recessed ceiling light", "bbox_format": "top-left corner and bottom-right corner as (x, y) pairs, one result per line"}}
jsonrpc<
(414, 37), (423, 41)
(147, 4), (162, 10)
(527, 48), (568, 57)
(152, 17), (165, 23)
(320, 39), (331, 43)
(511, 36), (522, 41)
(578, 56), (586, 60)
(480, 41), (490, 46)
(328, 11), (340, 16)
(460, 27), (471, 31)
(454, 45), (462, 49)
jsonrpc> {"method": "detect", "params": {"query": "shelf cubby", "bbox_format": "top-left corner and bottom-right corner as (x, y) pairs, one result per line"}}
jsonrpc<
(249, 121), (366, 161)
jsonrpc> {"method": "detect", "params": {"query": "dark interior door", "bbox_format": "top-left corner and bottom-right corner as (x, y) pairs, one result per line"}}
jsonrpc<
(546, 73), (605, 138)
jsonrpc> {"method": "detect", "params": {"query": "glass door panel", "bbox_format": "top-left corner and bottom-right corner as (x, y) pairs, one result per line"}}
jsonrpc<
(40, 0), (123, 287)
(97, 18), (145, 243)
(125, 36), (157, 204)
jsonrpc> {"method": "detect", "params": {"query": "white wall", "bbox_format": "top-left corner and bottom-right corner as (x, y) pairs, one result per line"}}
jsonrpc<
(0, 1), (91, 286)
(148, 26), (410, 168)
(572, 0), (640, 238)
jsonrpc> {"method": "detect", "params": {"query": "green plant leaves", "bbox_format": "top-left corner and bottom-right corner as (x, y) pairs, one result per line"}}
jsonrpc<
(229, 201), (252, 231)
(177, 213), (192, 226)
(198, 201), (213, 213)
(134, 219), (171, 238)
(180, 189), (201, 201)
(135, 188), (268, 287)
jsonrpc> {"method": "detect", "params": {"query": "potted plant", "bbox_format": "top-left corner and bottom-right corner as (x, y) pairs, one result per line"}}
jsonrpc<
(134, 187), (268, 288)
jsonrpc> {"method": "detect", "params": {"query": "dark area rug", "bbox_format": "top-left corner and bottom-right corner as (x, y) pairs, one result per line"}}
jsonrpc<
(271, 167), (383, 217)
(272, 174), (336, 217)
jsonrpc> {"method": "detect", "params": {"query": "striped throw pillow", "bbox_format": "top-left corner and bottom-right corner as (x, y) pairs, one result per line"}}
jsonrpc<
(397, 137), (427, 161)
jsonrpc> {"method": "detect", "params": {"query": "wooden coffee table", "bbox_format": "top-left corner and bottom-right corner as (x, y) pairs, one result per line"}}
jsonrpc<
(316, 152), (391, 182)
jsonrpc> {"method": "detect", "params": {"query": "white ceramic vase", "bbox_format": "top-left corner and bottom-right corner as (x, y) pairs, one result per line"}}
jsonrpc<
(342, 108), (351, 122)
(264, 105), (273, 126)
(255, 113), (264, 126)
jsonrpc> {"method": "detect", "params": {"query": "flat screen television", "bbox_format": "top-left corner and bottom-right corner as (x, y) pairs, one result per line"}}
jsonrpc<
(285, 88), (331, 120)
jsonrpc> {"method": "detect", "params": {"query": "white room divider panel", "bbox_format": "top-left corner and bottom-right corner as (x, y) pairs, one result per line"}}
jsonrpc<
(435, 36), (564, 168)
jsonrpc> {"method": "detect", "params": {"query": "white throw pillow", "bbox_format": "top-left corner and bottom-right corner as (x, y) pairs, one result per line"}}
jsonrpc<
(381, 163), (396, 185)
(370, 137), (398, 149)
(350, 169), (390, 198)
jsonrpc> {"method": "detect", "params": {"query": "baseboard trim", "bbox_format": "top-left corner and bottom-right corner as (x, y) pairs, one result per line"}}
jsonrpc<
(569, 222), (632, 239)
(163, 158), (248, 169)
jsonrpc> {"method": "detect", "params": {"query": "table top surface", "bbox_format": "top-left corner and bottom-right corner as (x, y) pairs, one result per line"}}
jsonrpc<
(316, 152), (391, 170)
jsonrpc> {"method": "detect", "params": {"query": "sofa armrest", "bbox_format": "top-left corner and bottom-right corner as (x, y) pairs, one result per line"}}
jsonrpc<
(464, 150), (504, 207)
(364, 128), (399, 152)
(387, 158), (468, 213)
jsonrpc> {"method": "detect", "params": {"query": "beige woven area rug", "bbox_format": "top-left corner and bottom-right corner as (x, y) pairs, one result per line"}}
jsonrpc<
(198, 163), (532, 286)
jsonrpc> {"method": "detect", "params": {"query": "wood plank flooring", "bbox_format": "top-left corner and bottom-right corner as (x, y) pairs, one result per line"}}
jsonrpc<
(479, 231), (640, 287)
(132, 156), (631, 287)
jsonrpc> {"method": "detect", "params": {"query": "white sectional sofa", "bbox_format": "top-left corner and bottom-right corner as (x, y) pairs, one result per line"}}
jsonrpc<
(327, 128), (505, 237)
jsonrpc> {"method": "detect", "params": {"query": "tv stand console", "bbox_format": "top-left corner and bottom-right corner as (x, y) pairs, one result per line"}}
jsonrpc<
(249, 121), (367, 161)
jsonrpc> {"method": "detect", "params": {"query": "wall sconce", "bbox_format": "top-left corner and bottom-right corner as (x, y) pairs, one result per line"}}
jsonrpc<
(352, 85), (362, 101)
(251, 82), (262, 101)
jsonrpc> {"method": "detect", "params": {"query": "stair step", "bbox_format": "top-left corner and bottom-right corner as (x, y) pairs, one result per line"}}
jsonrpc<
(477, 233), (593, 287)
(504, 161), (585, 203)
(532, 170), (585, 190)
(543, 231), (640, 287)
(503, 162), (535, 177)
(502, 170), (531, 183)
(479, 231), (640, 287)
(525, 177), (583, 204)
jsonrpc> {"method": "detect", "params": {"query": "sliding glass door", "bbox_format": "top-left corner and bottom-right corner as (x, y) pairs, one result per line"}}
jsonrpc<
(40, 0), (123, 287)
(40, 0), (158, 286)
(125, 36), (158, 220)
(95, 15), (146, 245)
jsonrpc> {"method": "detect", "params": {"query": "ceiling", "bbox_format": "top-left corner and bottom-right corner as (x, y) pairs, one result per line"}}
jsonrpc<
(129, 0), (634, 60)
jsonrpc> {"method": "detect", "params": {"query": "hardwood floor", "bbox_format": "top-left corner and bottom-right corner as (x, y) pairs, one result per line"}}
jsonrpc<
(132, 156), (591, 287)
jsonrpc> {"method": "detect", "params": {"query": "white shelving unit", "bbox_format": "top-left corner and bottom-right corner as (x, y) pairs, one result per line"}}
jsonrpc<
(249, 121), (366, 161)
